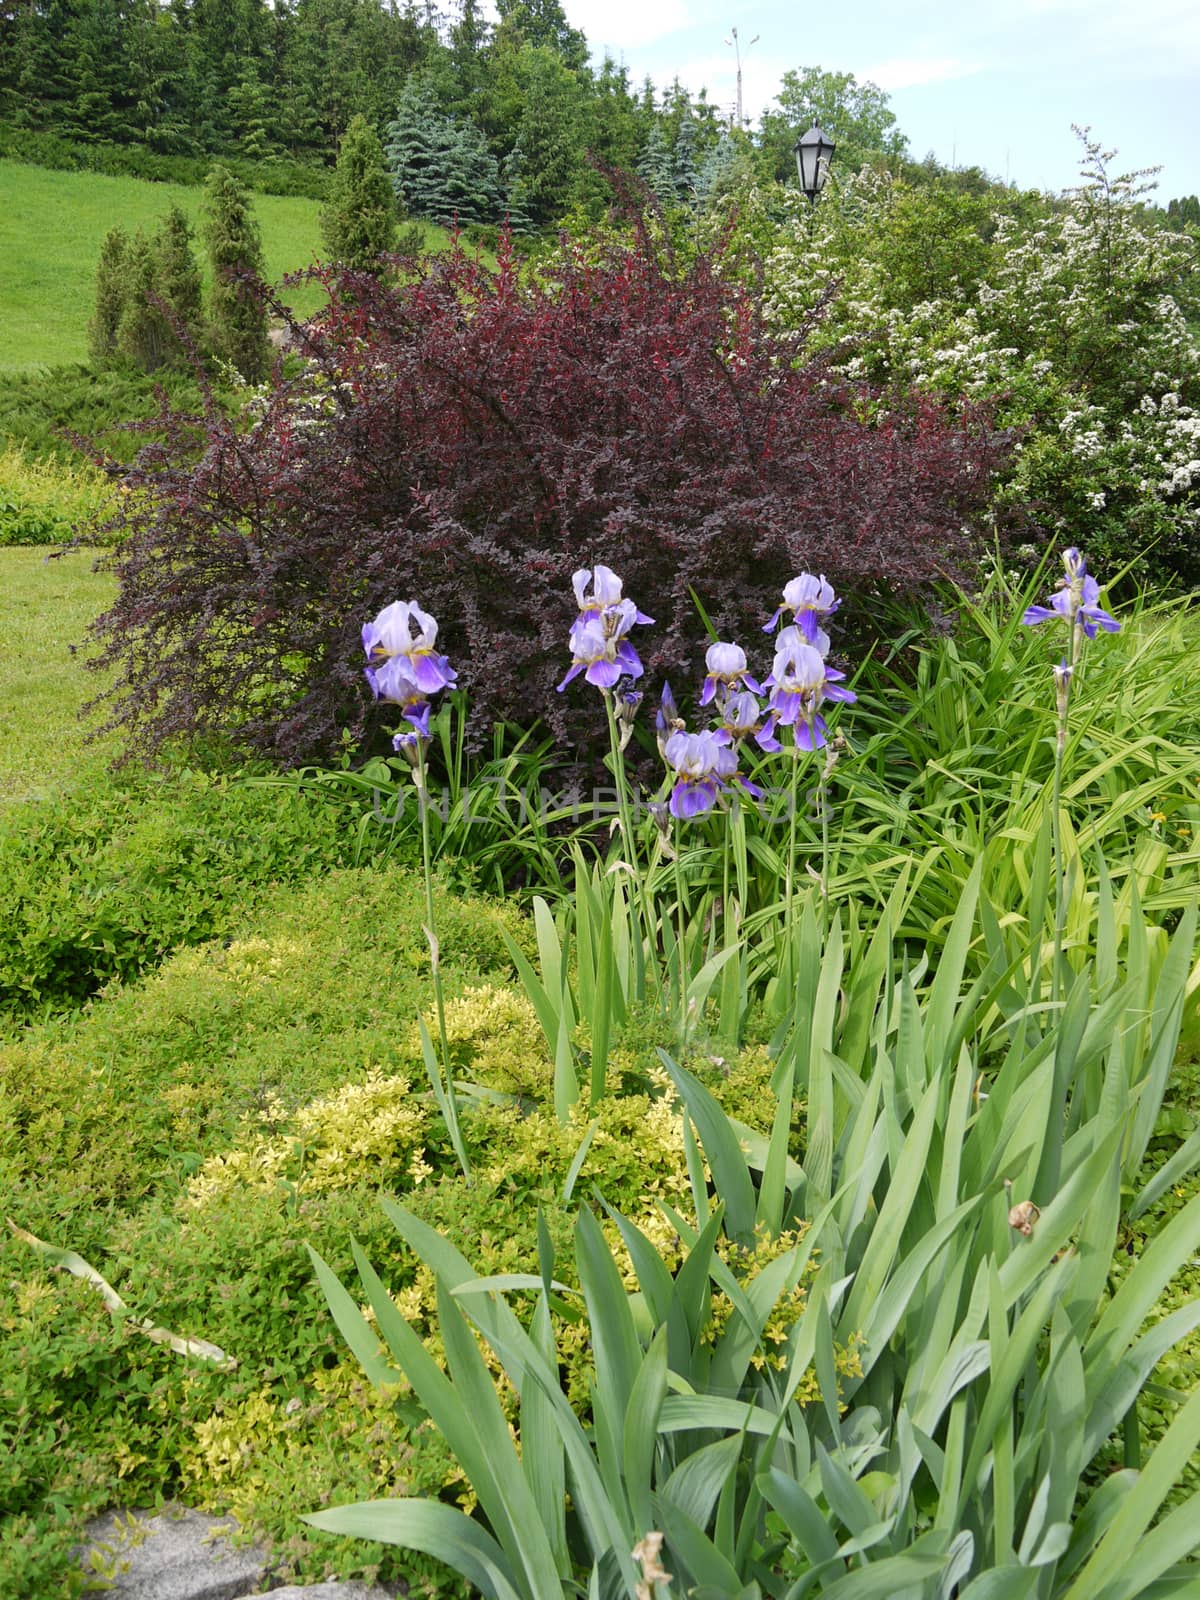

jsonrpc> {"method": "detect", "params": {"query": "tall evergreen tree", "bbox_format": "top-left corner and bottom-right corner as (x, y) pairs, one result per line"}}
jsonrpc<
(202, 164), (269, 382)
(494, 0), (587, 70)
(585, 56), (642, 174)
(321, 113), (398, 269)
(636, 122), (675, 202)
(227, 64), (274, 160)
(3, 0), (78, 131)
(506, 44), (583, 225)
(1166, 195), (1200, 231)
(385, 77), (502, 226)
(501, 140), (536, 233)
(117, 228), (172, 371)
(155, 204), (204, 357)
(673, 112), (699, 201)
(696, 129), (741, 206)
(89, 225), (130, 361)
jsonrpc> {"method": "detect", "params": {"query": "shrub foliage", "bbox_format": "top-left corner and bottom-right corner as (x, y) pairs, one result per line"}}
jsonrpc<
(89, 226), (1008, 766)
(760, 134), (1200, 587)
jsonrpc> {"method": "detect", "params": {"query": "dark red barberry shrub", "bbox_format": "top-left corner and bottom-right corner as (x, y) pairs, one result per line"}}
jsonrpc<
(88, 226), (1008, 766)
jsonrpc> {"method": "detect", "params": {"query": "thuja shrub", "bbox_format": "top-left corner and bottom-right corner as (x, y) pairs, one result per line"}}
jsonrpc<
(88, 225), (1009, 766)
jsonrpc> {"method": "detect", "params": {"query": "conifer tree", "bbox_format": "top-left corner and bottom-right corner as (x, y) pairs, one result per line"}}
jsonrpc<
(89, 225), (130, 362)
(501, 141), (536, 234)
(696, 130), (756, 208)
(673, 113), (699, 202)
(507, 45), (580, 226)
(117, 229), (172, 372)
(386, 78), (502, 226)
(202, 164), (269, 382)
(321, 113), (398, 270)
(155, 205), (204, 358)
(636, 122), (675, 203)
(227, 66), (273, 161)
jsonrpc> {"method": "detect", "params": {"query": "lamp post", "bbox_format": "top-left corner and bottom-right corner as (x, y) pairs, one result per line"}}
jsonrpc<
(794, 121), (835, 202)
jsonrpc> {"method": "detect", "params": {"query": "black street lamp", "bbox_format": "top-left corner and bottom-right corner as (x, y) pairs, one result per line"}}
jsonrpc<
(794, 122), (836, 202)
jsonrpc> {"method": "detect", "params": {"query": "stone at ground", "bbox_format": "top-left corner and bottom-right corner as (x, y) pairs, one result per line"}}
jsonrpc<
(246, 1587), (395, 1599)
(77, 1505), (397, 1600)
(78, 1506), (268, 1600)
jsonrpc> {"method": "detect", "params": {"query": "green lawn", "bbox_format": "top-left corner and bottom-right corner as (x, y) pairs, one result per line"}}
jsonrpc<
(0, 160), (331, 370)
(0, 546), (115, 803)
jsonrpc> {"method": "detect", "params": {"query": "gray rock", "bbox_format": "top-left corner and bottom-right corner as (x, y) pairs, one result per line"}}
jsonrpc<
(78, 1505), (269, 1600)
(78, 1504), (402, 1600)
(241, 1587), (395, 1600)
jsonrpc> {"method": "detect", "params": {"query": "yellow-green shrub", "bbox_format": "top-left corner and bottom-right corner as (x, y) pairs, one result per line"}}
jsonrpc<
(0, 445), (114, 545)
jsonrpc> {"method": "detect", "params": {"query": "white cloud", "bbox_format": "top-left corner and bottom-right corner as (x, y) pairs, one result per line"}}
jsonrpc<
(859, 56), (982, 91)
(565, 0), (696, 53)
(1001, 0), (1200, 72)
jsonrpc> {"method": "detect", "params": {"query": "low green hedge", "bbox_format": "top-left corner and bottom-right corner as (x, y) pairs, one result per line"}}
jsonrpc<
(0, 767), (387, 1018)
(0, 124), (330, 199)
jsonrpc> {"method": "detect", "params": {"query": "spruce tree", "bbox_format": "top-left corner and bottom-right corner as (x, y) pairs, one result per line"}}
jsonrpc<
(89, 225), (130, 362)
(227, 66), (273, 161)
(636, 123), (675, 203)
(321, 113), (398, 270)
(386, 78), (502, 227)
(117, 229), (172, 372)
(673, 114), (699, 202)
(155, 206), (204, 360)
(508, 46), (579, 227)
(696, 130), (754, 209)
(202, 164), (269, 382)
(501, 141), (536, 234)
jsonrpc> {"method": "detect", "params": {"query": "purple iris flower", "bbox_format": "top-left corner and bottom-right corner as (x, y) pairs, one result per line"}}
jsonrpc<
(764, 627), (856, 752)
(401, 702), (433, 740)
(764, 572), (839, 652)
(700, 641), (762, 707)
(362, 600), (458, 695)
(365, 652), (426, 710)
(557, 565), (654, 692)
(363, 599), (456, 756)
(1022, 549), (1120, 639)
(664, 728), (732, 819)
(720, 689), (782, 753)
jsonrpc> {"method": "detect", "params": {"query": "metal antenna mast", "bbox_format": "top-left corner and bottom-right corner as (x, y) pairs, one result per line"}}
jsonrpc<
(724, 26), (759, 130)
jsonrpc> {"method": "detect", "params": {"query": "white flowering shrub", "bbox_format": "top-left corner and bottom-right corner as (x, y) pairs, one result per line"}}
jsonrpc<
(760, 131), (1200, 585)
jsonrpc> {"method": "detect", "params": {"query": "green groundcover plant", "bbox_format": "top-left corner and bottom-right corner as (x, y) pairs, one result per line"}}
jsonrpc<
(0, 765), (380, 1018)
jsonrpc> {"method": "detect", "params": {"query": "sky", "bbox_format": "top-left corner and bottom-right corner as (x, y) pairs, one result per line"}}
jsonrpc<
(556, 0), (1200, 200)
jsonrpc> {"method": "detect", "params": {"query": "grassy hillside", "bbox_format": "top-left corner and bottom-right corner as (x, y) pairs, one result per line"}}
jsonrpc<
(0, 160), (436, 371)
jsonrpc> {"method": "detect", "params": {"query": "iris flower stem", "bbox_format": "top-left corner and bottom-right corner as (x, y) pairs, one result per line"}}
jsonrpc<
(819, 772), (830, 938)
(1050, 625), (1082, 1006)
(1050, 726), (1066, 1007)
(674, 817), (688, 1046)
(603, 691), (653, 1003)
(785, 736), (801, 988)
(415, 744), (470, 1181)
